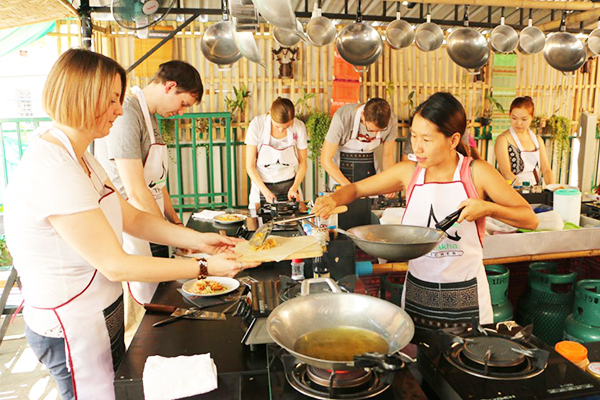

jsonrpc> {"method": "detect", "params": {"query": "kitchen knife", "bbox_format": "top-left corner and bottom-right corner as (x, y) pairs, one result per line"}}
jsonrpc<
(144, 303), (227, 327)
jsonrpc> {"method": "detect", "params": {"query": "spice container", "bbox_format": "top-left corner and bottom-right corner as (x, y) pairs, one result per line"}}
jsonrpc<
(290, 259), (305, 281)
(555, 341), (589, 370)
(586, 362), (600, 379)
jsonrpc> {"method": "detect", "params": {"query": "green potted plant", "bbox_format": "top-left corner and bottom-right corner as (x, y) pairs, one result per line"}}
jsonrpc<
(305, 112), (332, 176)
(224, 83), (251, 123)
(0, 237), (13, 269)
(406, 90), (415, 119)
(531, 114), (548, 135)
(548, 114), (571, 172)
(294, 89), (316, 122)
(476, 91), (505, 126)
(159, 118), (176, 145)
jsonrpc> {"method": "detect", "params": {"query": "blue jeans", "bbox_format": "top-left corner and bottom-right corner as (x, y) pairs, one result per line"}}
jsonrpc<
(25, 325), (75, 400)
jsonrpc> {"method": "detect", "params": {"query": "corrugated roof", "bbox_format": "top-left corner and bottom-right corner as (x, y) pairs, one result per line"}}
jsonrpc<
(0, 0), (78, 30)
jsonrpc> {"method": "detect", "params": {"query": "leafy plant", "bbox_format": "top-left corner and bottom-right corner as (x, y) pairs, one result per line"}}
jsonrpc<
(224, 84), (251, 119)
(306, 112), (332, 170)
(0, 238), (13, 267)
(294, 89), (316, 122)
(406, 91), (415, 118)
(476, 91), (505, 119)
(194, 117), (209, 142)
(385, 82), (395, 99)
(531, 114), (548, 135)
(159, 118), (176, 145)
(548, 115), (571, 172)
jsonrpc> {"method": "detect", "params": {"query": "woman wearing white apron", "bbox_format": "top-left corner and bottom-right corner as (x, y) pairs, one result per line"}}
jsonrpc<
(245, 98), (308, 209)
(495, 96), (554, 186)
(314, 92), (538, 328)
(5, 49), (259, 400)
(321, 99), (397, 189)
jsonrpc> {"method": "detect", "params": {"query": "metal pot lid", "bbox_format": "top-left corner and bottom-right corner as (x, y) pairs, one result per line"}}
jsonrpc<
(446, 27), (490, 70)
(336, 22), (383, 67)
(201, 20), (242, 67)
(544, 31), (586, 72)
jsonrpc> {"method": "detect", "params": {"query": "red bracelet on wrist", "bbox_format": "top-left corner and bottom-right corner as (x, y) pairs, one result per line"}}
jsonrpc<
(194, 257), (208, 280)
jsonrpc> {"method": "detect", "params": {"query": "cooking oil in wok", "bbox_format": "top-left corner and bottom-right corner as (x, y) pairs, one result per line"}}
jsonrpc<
(293, 326), (389, 361)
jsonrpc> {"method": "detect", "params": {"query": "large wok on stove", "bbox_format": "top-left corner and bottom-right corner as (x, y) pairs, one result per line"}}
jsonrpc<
(267, 278), (415, 371)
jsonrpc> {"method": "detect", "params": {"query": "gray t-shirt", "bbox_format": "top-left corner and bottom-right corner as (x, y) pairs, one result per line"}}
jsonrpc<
(324, 104), (397, 147)
(94, 96), (162, 198)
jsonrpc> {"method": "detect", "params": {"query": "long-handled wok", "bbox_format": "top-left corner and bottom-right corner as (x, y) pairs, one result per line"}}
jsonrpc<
(336, 207), (464, 261)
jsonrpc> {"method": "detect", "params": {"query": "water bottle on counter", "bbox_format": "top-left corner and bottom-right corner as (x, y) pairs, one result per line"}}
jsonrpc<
(291, 258), (305, 281)
(313, 257), (330, 278)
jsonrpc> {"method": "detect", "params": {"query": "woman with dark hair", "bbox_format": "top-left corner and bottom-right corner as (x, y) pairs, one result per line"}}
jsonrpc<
(494, 96), (554, 185)
(245, 97), (308, 208)
(314, 92), (538, 328)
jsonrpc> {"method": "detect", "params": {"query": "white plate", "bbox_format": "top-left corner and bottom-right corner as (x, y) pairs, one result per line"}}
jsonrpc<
(182, 276), (240, 297)
(546, 184), (579, 192)
(213, 213), (247, 225)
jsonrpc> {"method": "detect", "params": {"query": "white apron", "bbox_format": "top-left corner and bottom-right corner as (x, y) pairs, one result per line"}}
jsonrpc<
(123, 86), (169, 304)
(30, 128), (124, 400)
(330, 105), (382, 188)
(248, 114), (299, 207)
(401, 154), (493, 328)
(509, 127), (540, 185)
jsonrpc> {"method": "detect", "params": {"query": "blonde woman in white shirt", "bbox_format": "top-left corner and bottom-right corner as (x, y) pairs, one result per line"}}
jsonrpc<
(4, 48), (259, 400)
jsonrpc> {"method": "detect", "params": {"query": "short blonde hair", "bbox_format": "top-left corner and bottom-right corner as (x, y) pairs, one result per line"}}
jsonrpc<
(42, 48), (126, 132)
(270, 97), (295, 124)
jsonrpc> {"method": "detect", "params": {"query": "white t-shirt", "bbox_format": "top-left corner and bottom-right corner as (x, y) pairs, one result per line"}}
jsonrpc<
(244, 114), (308, 150)
(4, 136), (117, 336)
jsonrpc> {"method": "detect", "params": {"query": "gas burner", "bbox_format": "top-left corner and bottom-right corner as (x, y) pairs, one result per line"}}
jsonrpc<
(441, 329), (549, 380)
(279, 276), (301, 302)
(282, 355), (390, 400)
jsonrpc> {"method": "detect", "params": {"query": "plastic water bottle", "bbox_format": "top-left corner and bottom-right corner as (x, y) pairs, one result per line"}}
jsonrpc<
(291, 259), (305, 281)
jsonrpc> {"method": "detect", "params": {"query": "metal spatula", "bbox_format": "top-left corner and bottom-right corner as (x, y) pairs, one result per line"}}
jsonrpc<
(248, 205), (348, 247)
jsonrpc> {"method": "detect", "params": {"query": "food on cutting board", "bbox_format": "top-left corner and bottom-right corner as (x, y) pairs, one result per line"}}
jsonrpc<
(250, 237), (279, 252)
(191, 279), (229, 295)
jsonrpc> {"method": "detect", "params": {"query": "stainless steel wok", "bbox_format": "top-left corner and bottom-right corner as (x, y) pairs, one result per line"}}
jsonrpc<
(587, 21), (600, 57)
(446, 6), (490, 73)
(544, 12), (586, 74)
(201, 20), (242, 70)
(267, 278), (415, 370)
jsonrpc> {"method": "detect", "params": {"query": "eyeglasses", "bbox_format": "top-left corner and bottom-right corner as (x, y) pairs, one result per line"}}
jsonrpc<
(357, 132), (379, 143)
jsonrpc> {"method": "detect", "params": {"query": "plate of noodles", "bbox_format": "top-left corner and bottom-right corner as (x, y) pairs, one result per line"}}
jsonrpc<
(213, 213), (247, 225)
(182, 276), (240, 297)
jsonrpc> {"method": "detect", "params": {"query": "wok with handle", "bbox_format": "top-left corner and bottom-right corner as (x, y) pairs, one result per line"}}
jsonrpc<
(267, 278), (415, 371)
(336, 207), (464, 261)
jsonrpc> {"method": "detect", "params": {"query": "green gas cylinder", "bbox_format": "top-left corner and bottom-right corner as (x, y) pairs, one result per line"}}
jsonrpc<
(485, 264), (513, 323)
(515, 262), (577, 346)
(563, 280), (600, 343)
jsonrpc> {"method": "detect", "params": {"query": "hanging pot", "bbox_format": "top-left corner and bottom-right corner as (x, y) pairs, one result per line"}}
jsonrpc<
(415, 5), (443, 52)
(491, 11), (518, 53)
(446, 6), (490, 74)
(587, 20), (600, 57)
(518, 10), (545, 55)
(306, 1), (336, 47)
(273, 20), (303, 47)
(385, 2), (414, 50)
(251, 0), (308, 42)
(544, 11), (586, 74)
(201, 2), (242, 70)
(335, 0), (383, 73)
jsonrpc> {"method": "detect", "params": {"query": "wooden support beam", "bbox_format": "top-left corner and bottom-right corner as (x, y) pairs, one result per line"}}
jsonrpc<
(388, 0), (600, 11)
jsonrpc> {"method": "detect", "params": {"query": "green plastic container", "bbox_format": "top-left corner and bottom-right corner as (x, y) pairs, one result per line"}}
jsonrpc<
(515, 262), (577, 346)
(485, 264), (513, 323)
(563, 280), (600, 343)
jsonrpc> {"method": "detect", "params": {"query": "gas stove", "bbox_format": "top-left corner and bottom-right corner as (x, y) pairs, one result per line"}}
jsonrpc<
(416, 322), (600, 400)
(582, 201), (600, 220)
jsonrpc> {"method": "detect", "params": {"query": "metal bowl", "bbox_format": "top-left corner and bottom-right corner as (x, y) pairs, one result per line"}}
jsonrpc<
(518, 26), (546, 55)
(415, 22), (444, 52)
(306, 15), (336, 47)
(200, 21), (242, 69)
(386, 18), (415, 49)
(446, 27), (490, 71)
(587, 27), (600, 57)
(336, 22), (383, 71)
(544, 31), (586, 73)
(491, 24), (518, 53)
(273, 20), (303, 47)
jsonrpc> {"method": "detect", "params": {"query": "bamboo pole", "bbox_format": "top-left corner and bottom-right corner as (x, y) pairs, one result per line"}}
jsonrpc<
(387, 0), (600, 11)
(537, 9), (600, 32)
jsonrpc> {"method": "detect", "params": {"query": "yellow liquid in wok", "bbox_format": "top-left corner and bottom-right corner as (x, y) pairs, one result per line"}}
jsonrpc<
(293, 326), (389, 361)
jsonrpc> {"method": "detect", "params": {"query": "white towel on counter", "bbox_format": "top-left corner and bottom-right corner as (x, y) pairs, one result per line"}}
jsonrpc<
(192, 210), (225, 221)
(142, 353), (218, 400)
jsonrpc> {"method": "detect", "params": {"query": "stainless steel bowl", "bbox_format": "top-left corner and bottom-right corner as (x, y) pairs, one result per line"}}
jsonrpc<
(386, 18), (415, 49)
(544, 31), (586, 73)
(587, 27), (600, 57)
(201, 21), (242, 70)
(306, 15), (336, 47)
(273, 20), (303, 47)
(336, 22), (383, 72)
(491, 24), (518, 53)
(446, 27), (490, 72)
(518, 26), (546, 55)
(415, 22), (444, 52)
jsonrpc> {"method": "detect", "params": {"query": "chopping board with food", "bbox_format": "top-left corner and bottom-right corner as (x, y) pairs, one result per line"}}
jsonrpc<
(235, 235), (323, 262)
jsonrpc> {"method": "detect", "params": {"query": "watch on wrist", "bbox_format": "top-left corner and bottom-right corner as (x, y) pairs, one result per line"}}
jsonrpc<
(194, 257), (208, 280)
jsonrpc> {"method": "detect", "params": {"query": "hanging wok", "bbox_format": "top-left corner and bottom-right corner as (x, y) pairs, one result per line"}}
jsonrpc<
(267, 278), (415, 371)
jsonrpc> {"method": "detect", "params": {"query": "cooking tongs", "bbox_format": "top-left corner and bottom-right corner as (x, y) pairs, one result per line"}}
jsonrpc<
(435, 207), (465, 232)
(248, 205), (348, 247)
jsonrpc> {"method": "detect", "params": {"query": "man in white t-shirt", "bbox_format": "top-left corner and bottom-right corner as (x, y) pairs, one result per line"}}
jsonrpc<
(244, 97), (308, 209)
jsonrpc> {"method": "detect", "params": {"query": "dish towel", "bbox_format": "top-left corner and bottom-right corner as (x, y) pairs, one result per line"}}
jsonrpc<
(142, 353), (218, 400)
(192, 210), (224, 221)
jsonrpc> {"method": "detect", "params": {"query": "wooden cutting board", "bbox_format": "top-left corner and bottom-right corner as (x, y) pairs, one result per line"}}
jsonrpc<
(235, 235), (323, 262)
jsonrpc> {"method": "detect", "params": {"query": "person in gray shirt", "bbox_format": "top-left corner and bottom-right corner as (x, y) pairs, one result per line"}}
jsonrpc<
(321, 99), (397, 196)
